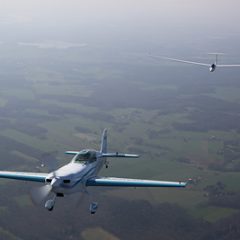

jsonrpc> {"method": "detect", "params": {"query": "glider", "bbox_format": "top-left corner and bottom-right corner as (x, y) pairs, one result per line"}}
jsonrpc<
(150, 53), (240, 72)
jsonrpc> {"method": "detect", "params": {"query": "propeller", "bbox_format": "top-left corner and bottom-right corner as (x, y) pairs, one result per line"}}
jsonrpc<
(31, 184), (52, 205)
(30, 171), (60, 205)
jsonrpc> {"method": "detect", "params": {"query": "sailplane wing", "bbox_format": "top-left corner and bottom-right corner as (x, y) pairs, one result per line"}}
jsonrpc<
(218, 64), (240, 67)
(159, 56), (209, 66)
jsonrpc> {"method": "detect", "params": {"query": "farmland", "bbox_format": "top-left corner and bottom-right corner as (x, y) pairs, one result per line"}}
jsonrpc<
(0, 42), (240, 239)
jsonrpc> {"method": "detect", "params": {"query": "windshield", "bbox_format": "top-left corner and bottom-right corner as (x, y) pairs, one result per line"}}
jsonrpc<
(74, 150), (97, 163)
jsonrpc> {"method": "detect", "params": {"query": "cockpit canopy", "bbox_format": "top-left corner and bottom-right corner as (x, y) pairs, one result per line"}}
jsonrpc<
(73, 149), (97, 163)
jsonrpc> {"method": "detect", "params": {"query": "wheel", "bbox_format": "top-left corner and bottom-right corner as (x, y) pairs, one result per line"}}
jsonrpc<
(89, 202), (98, 214)
(45, 199), (55, 211)
(48, 206), (54, 211)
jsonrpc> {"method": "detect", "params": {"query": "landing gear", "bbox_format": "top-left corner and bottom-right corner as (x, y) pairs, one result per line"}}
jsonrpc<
(89, 202), (98, 214)
(45, 195), (56, 211)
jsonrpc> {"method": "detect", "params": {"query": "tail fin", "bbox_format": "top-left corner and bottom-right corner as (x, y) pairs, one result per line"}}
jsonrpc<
(208, 52), (224, 65)
(100, 129), (107, 153)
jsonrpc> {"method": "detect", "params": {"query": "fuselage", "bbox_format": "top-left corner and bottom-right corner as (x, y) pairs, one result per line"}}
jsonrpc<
(209, 63), (216, 72)
(46, 149), (105, 195)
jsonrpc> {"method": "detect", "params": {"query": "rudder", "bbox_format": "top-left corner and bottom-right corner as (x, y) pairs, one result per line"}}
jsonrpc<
(100, 128), (107, 153)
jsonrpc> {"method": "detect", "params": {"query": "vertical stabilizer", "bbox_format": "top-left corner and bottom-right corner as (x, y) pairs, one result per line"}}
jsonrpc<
(208, 52), (224, 65)
(100, 129), (107, 153)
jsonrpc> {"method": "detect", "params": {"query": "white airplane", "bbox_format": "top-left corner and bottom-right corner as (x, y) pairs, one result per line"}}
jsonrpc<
(150, 53), (240, 72)
(0, 129), (187, 213)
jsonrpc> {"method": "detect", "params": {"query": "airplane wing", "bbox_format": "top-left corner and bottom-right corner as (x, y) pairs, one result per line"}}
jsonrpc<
(0, 171), (48, 182)
(86, 177), (187, 188)
(160, 57), (209, 67)
(218, 64), (240, 67)
(149, 55), (209, 67)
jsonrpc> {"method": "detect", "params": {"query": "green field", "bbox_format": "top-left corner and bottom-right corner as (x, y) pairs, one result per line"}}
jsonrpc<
(0, 43), (240, 239)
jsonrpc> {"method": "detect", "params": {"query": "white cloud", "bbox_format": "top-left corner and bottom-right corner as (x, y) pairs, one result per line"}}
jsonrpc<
(18, 41), (88, 49)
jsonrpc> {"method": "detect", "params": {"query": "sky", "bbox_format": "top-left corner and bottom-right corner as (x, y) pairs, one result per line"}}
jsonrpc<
(0, 1), (239, 29)
(0, 0), (240, 58)
(0, 2), (240, 239)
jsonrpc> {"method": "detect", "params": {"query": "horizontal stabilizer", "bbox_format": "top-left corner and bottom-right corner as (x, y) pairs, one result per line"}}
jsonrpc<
(86, 177), (187, 188)
(208, 52), (224, 55)
(100, 152), (139, 158)
(65, 151), (80, 155)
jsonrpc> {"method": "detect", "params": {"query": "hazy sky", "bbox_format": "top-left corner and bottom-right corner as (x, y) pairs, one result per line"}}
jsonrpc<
(0, 1), (240, 56)
(0, 1), (239, 27)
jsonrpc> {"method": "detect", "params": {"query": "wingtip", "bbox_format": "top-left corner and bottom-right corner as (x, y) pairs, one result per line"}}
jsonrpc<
(178, 179), (192, 187)
(185, 178), (194, 186)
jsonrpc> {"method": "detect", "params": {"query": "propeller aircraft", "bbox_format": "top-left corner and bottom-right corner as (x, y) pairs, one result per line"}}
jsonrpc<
(0, 129), (187, 213)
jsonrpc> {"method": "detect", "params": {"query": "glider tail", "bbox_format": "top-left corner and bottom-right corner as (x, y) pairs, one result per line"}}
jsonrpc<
(208, 52), (224, 65)
(100, 128), (107, 153)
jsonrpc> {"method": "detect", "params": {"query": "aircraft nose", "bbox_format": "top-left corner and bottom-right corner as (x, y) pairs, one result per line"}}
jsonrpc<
(51, 177), (61, 187)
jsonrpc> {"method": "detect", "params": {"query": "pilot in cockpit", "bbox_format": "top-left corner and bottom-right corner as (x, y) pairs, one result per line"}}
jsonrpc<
(74, 150), (97, 163)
